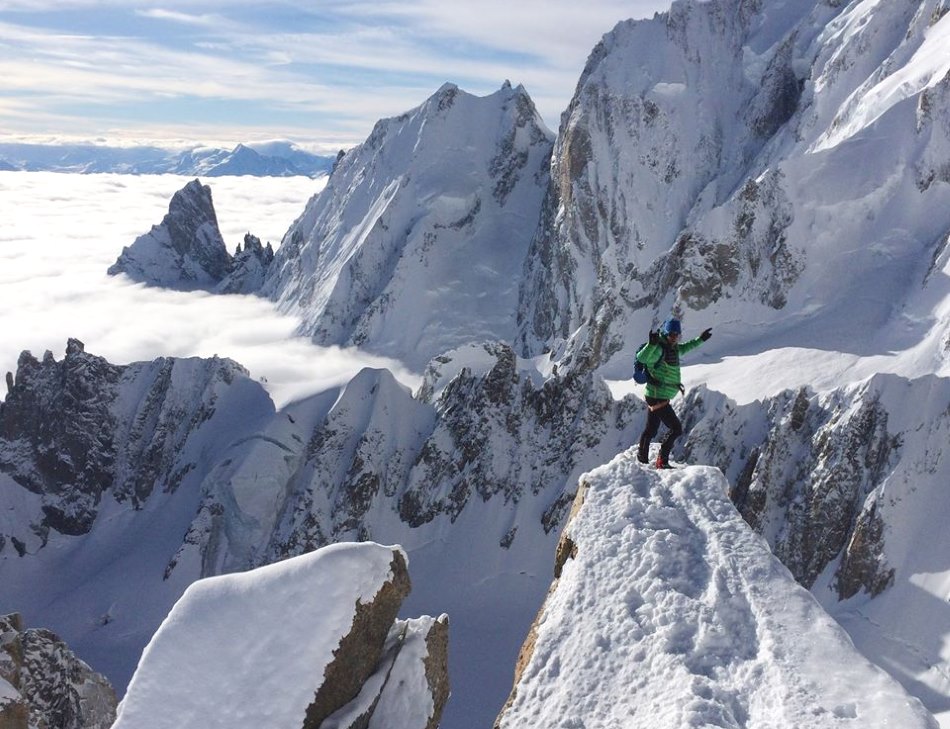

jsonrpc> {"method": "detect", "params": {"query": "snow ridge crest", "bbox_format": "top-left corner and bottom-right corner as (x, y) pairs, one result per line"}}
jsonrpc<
(495, 452), (937, 729)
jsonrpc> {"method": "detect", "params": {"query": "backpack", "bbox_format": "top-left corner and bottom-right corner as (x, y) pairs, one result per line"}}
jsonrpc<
(633, 342), (651, 384)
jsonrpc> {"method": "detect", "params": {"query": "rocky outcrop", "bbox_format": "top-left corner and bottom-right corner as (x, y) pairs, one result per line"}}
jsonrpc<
(494, 453), (937, 729)
(0, 613), (117, 729)
(0, 339), (120, 537)
(108, 179), (232, 290)
(215, 233), (275, 294)
(305, 550), (411, 728)
(321, 615), (450, 729)
(112, 543), (449, 729)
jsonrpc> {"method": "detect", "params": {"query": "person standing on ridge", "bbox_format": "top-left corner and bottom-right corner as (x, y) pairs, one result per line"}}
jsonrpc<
(636, 318), (711, 469)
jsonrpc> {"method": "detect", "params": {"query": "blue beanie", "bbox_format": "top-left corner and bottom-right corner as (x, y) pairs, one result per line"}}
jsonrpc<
(662, 318), (681, 335)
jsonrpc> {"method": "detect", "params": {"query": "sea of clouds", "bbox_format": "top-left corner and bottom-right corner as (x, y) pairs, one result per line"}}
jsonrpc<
(0, 171), (421, 408)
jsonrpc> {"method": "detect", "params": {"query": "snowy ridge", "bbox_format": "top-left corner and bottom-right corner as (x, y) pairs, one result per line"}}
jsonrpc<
(261, 82), (554, 368)
(173, 343), (639, 577)
(680, 373), (950, 708)
(113, 543), (449, 729)
(495, 453), (937, 728)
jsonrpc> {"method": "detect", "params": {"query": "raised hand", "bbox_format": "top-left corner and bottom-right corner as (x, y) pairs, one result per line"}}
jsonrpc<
(700, 328), (712, 341)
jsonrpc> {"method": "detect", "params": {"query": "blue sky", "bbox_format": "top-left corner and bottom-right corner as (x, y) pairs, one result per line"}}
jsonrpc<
(0, 0), (672, 152)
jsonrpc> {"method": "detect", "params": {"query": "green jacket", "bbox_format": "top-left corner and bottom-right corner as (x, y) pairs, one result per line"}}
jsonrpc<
(636, 335), (704, 400)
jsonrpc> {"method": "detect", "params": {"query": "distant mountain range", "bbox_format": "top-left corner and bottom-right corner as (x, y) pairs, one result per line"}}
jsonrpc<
(0, 140), (337, 178)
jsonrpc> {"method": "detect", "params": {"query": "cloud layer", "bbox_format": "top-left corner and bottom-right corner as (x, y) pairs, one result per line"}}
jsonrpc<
(0, 1), (672, 149)
(0, 171), (421, 408)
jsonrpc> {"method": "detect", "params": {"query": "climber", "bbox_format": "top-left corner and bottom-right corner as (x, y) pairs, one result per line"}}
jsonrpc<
(635, 318), (711, 469)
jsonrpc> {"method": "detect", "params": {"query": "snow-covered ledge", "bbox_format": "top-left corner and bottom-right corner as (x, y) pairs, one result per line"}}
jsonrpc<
(112, 542), (449, 729)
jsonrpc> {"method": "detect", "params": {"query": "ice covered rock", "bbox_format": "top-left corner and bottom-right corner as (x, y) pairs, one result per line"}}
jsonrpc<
(0, 613), (116, 729)
(112, 543), (449, 729)
(261, 82), (554, 368)
(494, 453), (937, 729)
(108, 179), (232, 290)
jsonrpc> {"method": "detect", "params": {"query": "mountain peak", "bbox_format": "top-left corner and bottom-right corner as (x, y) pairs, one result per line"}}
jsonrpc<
(260, 82), (555, 368)
(107, 179), (231, 290)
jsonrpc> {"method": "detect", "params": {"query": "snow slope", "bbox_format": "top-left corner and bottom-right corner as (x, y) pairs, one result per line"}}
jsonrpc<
(261, 82), (554, 369)
(496, 451), (937, 728)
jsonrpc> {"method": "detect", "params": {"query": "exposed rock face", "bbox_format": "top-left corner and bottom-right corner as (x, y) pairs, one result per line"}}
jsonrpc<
(494, 454), (937, 729)
(108, 179), (233, 290)
(0, 613), (116, 729)
(0, 339), (273, 552)
(304, 550), (411, 728)
(260, 82), (554, 369)
(517, 0), (950, 376)
(321, 614), (450, 729)
(112, 544), (449, 729)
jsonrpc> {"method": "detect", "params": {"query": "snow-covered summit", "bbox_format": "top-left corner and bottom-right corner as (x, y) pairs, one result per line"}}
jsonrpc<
(495, 452), (938, 728)
(260, 82), (555, 369)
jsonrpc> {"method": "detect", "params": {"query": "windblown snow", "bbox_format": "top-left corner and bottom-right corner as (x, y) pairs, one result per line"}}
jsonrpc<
(496, 452), (937, 728)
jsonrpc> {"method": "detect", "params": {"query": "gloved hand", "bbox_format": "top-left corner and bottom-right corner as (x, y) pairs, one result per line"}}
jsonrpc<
(649, 330), (660, 345)
(700, 328), (712, 341)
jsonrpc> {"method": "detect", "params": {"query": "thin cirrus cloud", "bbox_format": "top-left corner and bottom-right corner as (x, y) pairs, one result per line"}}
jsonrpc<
(0, 0), (672, 149)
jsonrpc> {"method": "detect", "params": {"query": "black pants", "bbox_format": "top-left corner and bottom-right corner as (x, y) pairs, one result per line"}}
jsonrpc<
(638, 397), (683, 463)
